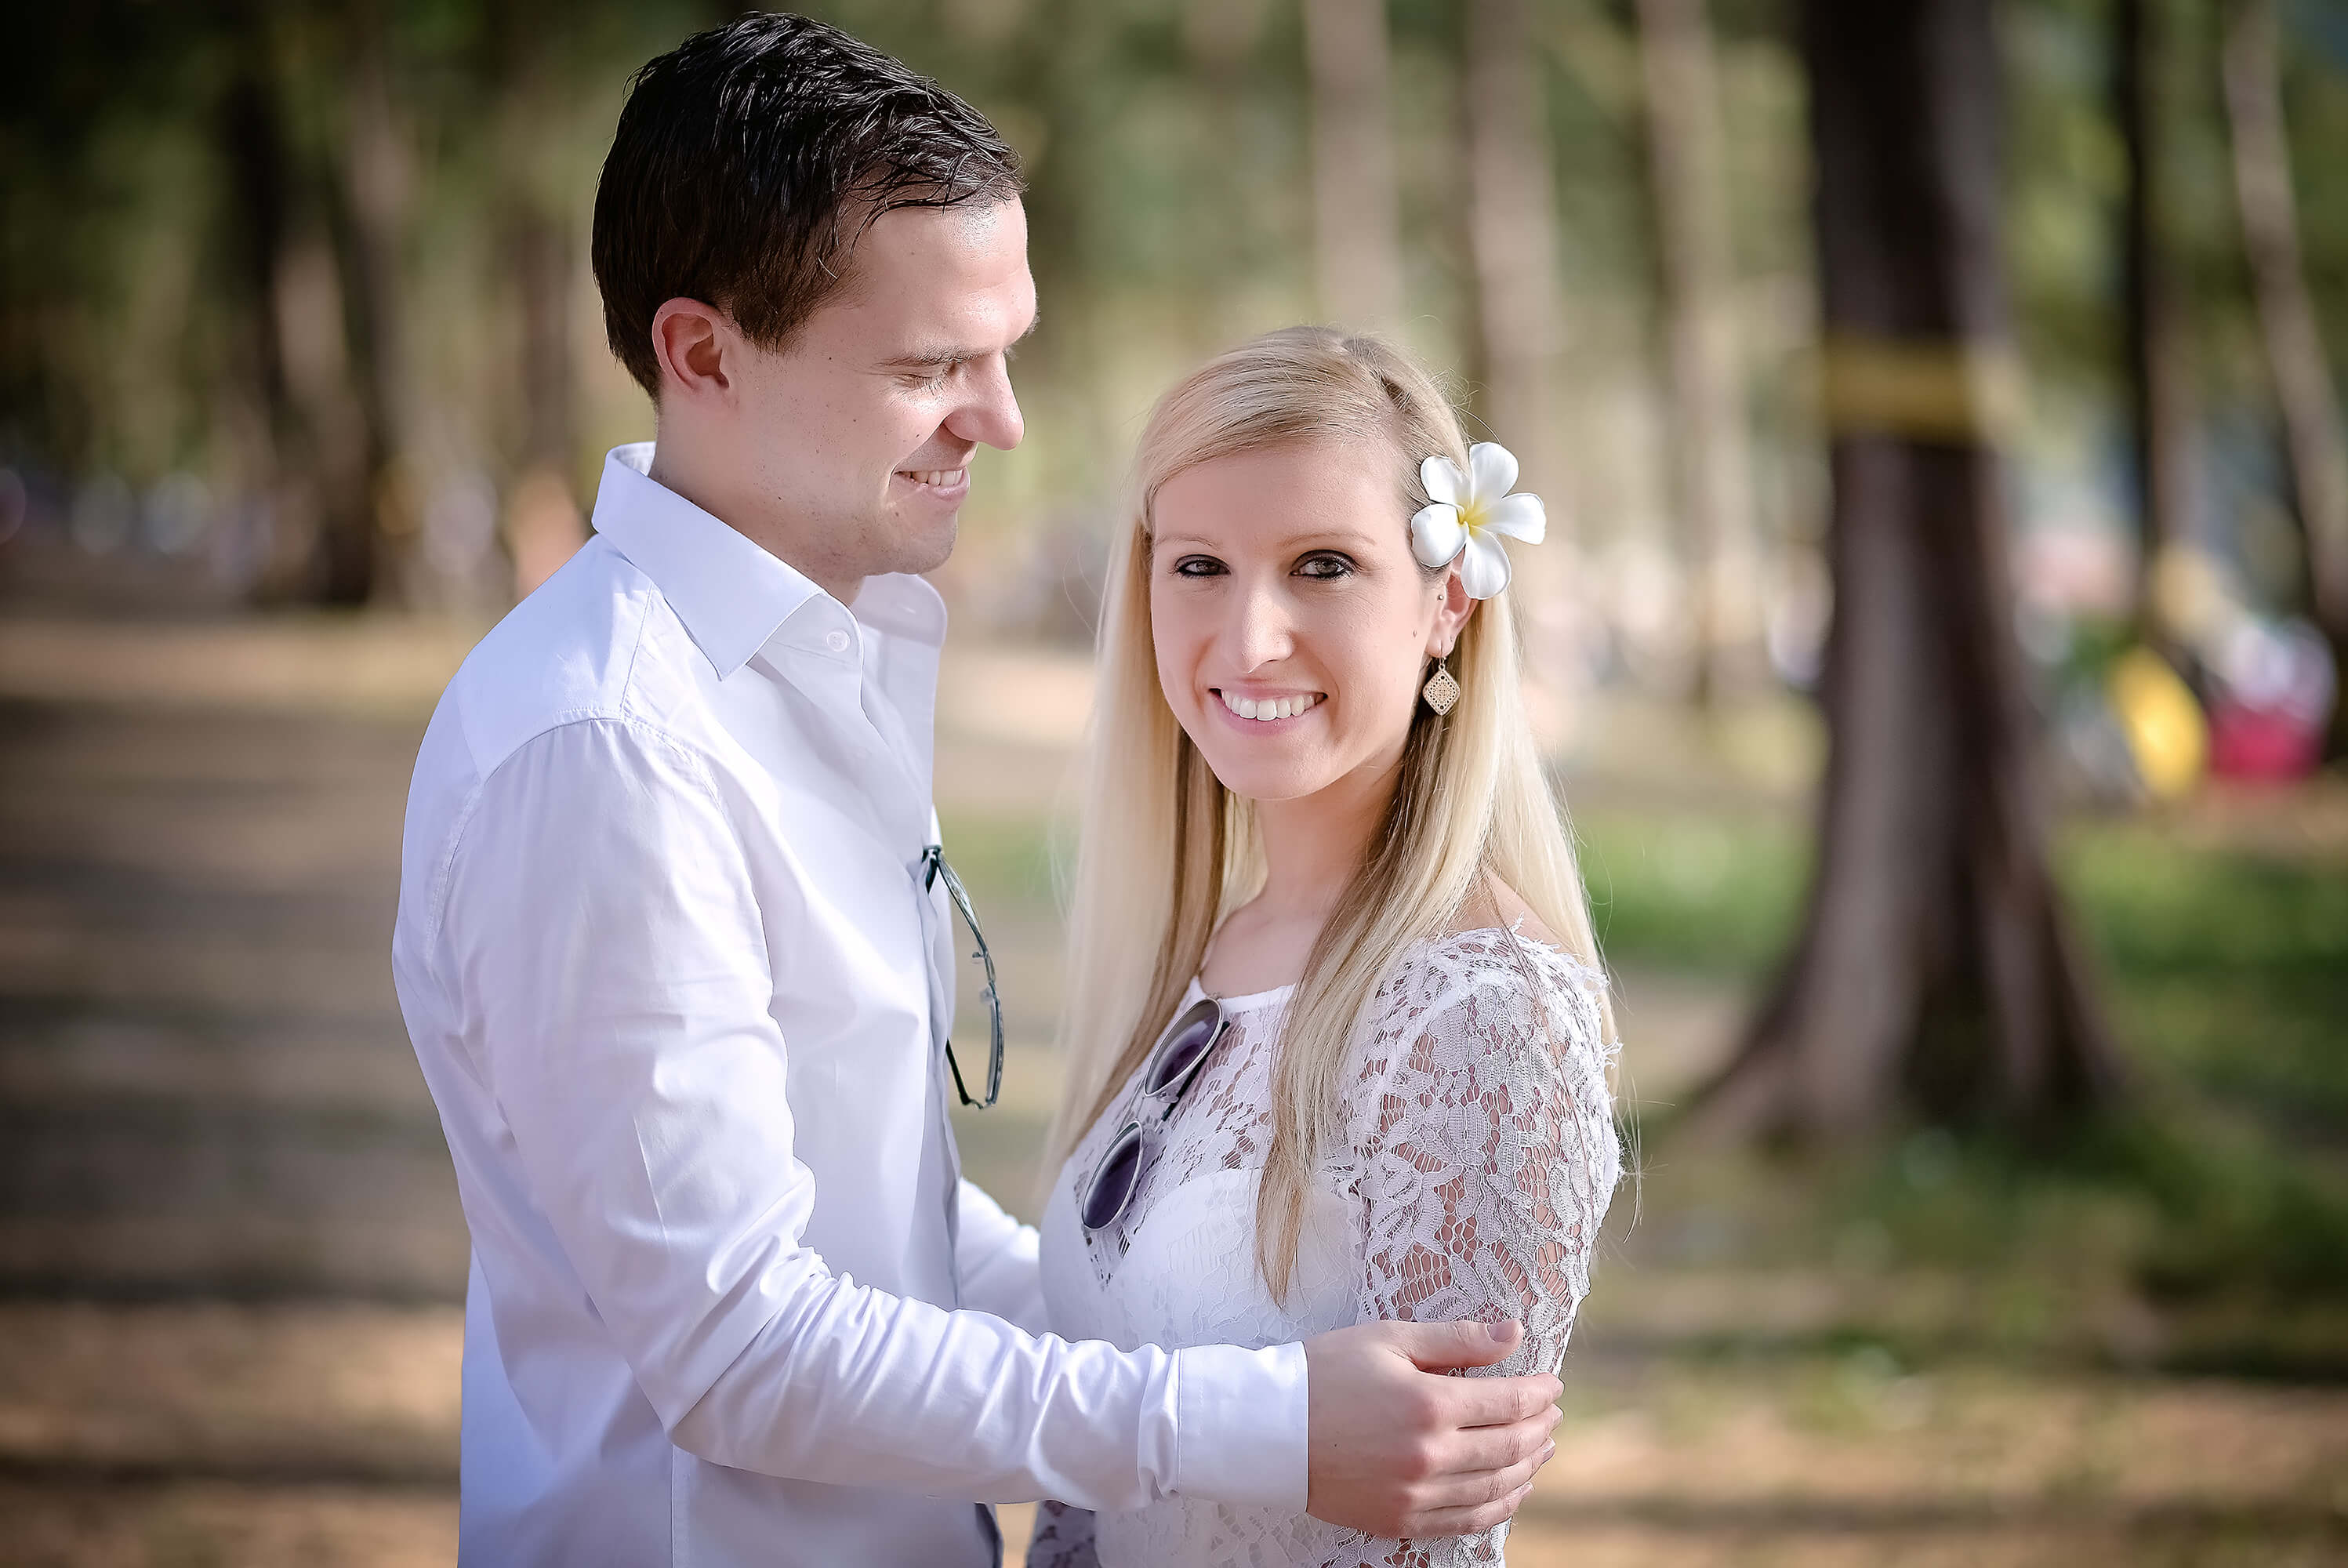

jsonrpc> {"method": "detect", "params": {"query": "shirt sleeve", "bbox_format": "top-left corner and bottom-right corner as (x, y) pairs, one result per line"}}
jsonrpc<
(1338, 938), (1623, 1566)
(432, 717), (1305, 1509)
(956, 1179), (1050, 1335)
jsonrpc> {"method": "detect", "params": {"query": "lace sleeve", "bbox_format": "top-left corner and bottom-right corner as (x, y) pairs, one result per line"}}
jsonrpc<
(1024, 1499), (1099, 1568)
(1341, 935), (1621, 1566)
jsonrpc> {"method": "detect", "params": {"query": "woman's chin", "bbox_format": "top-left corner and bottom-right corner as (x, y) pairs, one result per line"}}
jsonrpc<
(1196, 756), (1335, 805)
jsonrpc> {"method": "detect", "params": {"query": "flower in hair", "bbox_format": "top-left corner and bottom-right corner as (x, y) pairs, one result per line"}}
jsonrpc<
(1408, 442), (1546, 599)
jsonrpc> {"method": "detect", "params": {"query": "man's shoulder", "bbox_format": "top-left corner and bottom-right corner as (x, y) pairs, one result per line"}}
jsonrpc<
(434, 535), (702, 779)
(397, 540), (720, 952)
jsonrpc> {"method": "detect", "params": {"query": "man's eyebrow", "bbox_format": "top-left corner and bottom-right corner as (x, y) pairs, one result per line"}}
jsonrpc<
(881, 310), (1042, 371)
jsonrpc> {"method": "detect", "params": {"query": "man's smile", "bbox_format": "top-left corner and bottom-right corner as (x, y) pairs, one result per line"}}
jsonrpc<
(892, 466), (971, 502)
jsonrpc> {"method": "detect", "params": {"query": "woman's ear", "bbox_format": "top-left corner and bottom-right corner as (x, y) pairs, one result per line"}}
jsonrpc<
(1427, 568), (1475, 659)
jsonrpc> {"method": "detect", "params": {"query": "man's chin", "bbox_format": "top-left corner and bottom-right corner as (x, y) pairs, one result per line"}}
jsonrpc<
(916, 524), (958, 577)
(886, 516), (959, 580)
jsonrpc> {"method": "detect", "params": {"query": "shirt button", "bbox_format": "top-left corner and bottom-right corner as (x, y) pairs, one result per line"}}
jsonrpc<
(825, 629), (851, 654)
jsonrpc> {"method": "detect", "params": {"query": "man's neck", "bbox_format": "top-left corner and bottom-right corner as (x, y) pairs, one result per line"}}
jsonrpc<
(646, 440), (862, 606)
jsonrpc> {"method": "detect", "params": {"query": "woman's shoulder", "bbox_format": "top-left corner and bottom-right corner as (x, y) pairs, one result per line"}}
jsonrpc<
(1359, 906), (1611, 1069)
(1381, 926), (1604, 1036)
(1395, 877), (1605, 1007)
(1341, 911), (1619, 1155)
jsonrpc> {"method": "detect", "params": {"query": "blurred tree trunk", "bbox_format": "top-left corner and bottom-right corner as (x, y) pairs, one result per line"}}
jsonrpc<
(504, 205), (586, 598)
(217, 5), (366, 606)
(1181, 0), (1267, 352)
(217, 31), (302, 565)
(1636, 0), (1755, 704)
(1464, 0), (1564, 491)
(1697, 0), (2122, 1140)
(1302, 0), (1403, 332)
(2117, 0), (2198, 652)
(2222, 0), (2348, 756)
(490, 0), (586, 599)
(512, 210), (575, 501)
(326, 0), (414, 605)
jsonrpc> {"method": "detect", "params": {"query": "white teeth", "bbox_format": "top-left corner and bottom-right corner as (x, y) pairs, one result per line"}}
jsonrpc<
(1219, 691), (1319, 723)
(903, 469), (965, 487)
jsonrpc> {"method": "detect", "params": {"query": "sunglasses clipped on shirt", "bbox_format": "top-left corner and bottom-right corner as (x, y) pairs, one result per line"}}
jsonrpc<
(923, 844), (1003, 1110)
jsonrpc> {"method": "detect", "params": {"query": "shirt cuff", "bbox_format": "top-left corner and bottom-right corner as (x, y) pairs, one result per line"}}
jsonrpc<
(1167, 1341), (1309, 1509)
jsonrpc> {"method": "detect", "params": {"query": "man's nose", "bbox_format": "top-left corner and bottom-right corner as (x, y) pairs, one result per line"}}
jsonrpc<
(945, 358), (1024, 452)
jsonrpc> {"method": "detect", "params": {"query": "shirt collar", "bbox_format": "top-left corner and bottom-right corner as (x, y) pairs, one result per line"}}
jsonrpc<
(590, 444), (819, 678)
(589, 444), (948, 677)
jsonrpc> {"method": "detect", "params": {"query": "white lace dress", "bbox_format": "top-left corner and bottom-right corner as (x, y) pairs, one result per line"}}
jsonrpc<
(1029, 928), (1621, 1568)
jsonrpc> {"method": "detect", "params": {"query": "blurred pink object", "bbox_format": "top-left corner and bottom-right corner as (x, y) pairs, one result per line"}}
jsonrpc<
(2207, 700), (2323, 779)
(2205, 617), (2334, 781)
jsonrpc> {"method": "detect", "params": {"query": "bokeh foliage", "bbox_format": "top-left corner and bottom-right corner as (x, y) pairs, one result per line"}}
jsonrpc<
(6, 0), (2343, 622)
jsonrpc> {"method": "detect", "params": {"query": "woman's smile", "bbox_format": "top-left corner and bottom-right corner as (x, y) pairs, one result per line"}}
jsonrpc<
(1212, 688), (1326, 724)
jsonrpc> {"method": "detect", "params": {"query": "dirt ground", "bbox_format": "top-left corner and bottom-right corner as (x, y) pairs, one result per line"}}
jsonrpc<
(5, 1295), (2342, 1564)
(1, 613), (2342, 1566)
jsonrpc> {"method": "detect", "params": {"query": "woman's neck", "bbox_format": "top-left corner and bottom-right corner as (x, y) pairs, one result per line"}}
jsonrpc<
(1201, 755), (1396, 994)
(1255, 759), (1393, 917)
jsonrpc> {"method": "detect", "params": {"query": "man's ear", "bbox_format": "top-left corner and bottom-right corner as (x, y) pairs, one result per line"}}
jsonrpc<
(1428, 568), (1475, 659)
(651, 299), (733, 404)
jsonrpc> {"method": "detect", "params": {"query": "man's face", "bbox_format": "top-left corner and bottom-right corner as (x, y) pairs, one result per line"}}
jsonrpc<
(718, 197), (1036, 589)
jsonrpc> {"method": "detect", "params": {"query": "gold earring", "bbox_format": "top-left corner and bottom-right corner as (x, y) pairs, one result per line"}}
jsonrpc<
(1421, 657), (1460, 716)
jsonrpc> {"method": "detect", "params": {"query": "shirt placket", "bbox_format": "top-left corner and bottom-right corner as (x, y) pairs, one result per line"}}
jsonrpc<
(803, 613), (969, 1303)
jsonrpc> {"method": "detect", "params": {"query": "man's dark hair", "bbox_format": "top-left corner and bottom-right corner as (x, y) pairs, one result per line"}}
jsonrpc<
(591, 13), (1022, 398)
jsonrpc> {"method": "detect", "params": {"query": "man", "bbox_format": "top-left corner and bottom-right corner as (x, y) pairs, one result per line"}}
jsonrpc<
(392, 15), (1560, 1565)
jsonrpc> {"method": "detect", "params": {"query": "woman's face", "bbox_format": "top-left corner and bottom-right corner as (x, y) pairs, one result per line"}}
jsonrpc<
(1149, 439), (1472, 804)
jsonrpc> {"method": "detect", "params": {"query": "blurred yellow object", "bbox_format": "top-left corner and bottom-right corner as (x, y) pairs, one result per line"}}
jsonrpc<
(2109, 647), (2206, 800)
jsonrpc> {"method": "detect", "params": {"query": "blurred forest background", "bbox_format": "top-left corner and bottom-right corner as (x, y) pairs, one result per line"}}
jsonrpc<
(2, 0), (2346, 1563)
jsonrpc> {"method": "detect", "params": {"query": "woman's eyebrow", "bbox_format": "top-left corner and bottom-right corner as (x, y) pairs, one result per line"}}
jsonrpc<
(1154, 528), (1382, 553)
(1279, 528), (1382, 551)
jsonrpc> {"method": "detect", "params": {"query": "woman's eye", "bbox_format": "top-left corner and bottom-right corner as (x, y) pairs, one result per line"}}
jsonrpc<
(1172, 555), (1226, 578)
(1295, 553), (1355, 579)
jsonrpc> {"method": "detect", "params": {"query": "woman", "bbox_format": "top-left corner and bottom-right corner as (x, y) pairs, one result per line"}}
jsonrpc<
(1026, 327), (1622, 1568)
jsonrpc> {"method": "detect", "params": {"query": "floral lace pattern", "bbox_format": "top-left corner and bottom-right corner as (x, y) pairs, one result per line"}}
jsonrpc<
(1025, 1497), (1101, 1568)
(1032, 927), (1621, 1568)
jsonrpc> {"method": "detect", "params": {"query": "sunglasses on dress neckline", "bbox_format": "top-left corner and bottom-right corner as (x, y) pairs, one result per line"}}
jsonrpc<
(1078, 995), (1236, 1240)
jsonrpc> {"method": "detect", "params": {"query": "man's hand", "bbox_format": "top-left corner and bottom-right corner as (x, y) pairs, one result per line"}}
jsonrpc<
(1301, 1319), (1561, 1539)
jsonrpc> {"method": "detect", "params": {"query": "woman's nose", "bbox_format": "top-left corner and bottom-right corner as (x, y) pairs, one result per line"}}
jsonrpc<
(1224, 576), (1294, 669)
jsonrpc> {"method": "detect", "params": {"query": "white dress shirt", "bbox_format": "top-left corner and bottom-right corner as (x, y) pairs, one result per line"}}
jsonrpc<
(390, 444), (1307, 1567)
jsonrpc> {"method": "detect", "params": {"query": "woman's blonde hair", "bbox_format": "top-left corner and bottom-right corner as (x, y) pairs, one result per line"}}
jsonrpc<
(1047, 325), (1612, 1304)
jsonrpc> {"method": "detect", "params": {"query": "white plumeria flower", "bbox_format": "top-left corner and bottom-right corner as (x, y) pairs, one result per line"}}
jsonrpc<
(1408, 441), (1547, 599)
